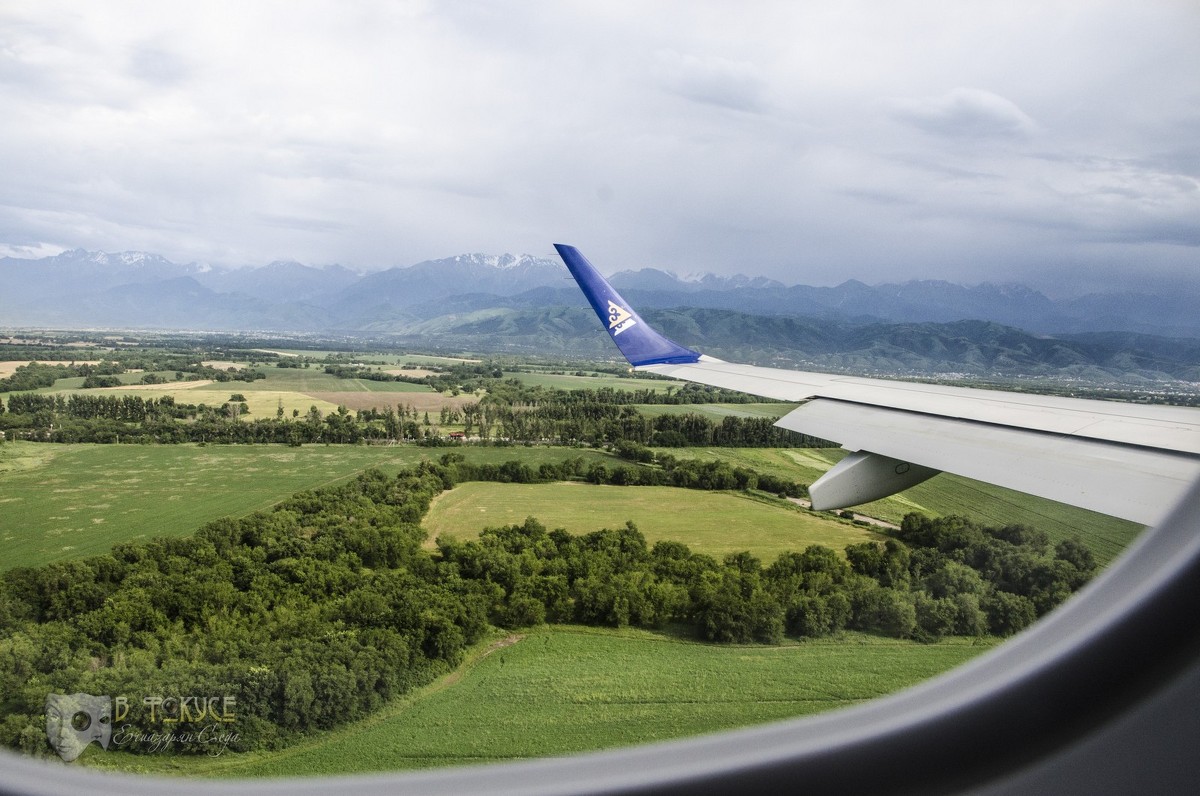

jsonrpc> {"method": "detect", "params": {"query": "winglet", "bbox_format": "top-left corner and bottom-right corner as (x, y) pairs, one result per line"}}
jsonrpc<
(555, 244), (701, 367)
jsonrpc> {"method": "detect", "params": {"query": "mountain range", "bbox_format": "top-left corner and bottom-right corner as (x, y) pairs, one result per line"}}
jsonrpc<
(1, 249), (1197, 383)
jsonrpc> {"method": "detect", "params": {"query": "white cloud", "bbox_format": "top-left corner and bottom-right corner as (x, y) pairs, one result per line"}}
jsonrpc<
(0, 0), (1196, 297)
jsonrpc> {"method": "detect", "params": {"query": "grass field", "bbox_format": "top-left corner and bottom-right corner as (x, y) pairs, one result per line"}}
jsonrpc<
(0, 441), (1141, 570)
(81, 626), (999, 778)
(0, 436), (1122, 779)
(504, 371), (674, 392)
(0, 442), (615, 570)
(661, 448), (1143, 564)
(261, 350), (481, 365)
(635, 402), (799, 420)
(425, 481), (883, 560)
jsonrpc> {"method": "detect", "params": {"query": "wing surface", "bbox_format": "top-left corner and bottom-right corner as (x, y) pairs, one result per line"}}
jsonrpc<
(554, 244), (1200, 526)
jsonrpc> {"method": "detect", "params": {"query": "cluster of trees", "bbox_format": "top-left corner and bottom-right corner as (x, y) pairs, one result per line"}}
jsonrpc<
(430, 451), (806, 498)
(436, 510), (1095, 647)
(0, 465), (466, 756)
(0, 456), (1096, 758)
(0, 361), (124, 393)
(187, 365), (266, 383)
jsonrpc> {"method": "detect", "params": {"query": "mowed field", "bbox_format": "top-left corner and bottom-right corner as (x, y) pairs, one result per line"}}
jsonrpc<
(0, 443), (617, 570)
(82, 626), (999, 778)
(426, 482), (884, 560)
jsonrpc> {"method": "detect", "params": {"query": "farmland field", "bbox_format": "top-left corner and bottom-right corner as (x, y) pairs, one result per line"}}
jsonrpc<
(425, 481), (883, 560)
(2, 363), (476, 418)
(81, 626), (1000, 777)
(0, 360), (102, 378)
(503, 371), (674, 392)
(0, 442), (615, 570)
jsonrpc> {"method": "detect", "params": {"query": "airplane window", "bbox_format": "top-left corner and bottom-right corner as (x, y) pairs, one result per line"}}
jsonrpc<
(3, 3), (1198, 794)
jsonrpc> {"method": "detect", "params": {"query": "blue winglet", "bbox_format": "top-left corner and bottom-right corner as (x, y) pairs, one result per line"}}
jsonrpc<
(554, 244), (701, 367)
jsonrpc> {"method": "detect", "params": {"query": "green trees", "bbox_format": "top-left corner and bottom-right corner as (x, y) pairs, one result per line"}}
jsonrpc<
(0, 456), (1098, 759)
(0, 466), (474, 757)
(893, 514), (1096, 640)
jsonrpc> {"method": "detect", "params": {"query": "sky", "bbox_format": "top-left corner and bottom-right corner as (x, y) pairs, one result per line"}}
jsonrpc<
(1, 0), (1198, 297)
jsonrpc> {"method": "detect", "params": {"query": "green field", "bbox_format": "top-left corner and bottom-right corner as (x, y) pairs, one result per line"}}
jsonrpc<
(260, 350), (480, 365)
(503, 371), (674, 392)
(635, 402), (798, 419)
(237, 368), (435, 393)
(0, 442), (614, 570)
(0, 436), (1120, 779)
(660, 447), (1143, 564)
(426, 481), (883, 560)
(0, 441), (1140, 570)
(81, 626), (999, 777)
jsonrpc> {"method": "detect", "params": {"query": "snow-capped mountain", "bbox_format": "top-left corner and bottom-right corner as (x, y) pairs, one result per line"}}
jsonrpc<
(0, 248), (1197, 338)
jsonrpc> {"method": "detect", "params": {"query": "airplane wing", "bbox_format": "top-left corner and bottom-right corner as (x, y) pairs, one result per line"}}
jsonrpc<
(554, 244), (1200, 526)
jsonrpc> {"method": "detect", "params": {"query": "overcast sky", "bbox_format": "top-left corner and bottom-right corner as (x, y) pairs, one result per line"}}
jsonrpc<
(1, 1), (1197, 297)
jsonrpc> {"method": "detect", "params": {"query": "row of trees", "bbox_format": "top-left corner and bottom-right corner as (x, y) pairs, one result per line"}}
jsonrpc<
(0, 389), (833, 449)
(435, 451), (807, 498)
(0, 455), (1096, 757)
(0, 358), (267, 395)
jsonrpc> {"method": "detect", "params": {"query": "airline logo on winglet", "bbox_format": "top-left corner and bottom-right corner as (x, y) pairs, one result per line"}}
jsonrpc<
(607, 300), (637, 336)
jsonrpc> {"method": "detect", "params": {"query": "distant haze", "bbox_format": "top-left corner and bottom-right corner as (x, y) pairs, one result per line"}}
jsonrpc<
(3, 249), (1199, 341)
(0, 2), (1197, 299)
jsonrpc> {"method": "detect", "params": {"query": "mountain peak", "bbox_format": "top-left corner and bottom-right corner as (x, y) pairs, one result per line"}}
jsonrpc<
(1, 247), (1194, 337)
(52, 248), (171, 268)
(450, 253), (556, 270)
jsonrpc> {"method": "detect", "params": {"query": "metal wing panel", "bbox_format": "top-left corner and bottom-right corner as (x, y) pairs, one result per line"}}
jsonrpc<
(775, 400), (1200, 526)
(642, 359), (1200, 456)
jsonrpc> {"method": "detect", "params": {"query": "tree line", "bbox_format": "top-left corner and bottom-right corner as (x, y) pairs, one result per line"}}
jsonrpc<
(0, 358), (267, 395)
(0, 456), (1095, 757)
(0, 390), (833, 449)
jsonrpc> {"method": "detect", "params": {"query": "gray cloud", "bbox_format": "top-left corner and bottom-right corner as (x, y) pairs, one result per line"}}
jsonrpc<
(890, 88), (1037, 140)
(653, 50), (770, 113)
(128, 44), (190, 87)
(0, 1), (1196, 299)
